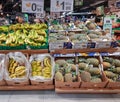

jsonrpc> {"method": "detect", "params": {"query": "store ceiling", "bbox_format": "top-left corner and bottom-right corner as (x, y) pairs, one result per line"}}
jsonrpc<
(0, 0), (108, 13)
(74, 0), (108, 12)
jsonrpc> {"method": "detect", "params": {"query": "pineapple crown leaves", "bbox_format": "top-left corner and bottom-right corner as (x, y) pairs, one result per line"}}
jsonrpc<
(103, 57), (114, 63)
(65, 65), (72, 73)
(79, 58), (88, 63)
(66, 59), (74, 64)
(55, 64), (60, 72)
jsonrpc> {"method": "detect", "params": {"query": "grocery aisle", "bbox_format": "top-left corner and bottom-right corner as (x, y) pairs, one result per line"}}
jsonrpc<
(0, 91), (120, 102)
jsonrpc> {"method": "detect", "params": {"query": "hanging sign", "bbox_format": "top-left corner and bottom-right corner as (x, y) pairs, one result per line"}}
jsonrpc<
(22, 0), (44, 13)
(50, 0), (73, 12)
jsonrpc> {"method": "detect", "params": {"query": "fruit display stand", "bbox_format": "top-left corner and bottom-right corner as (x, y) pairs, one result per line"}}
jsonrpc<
(0, 49), (120, 93)
(0, 24), (120, 93)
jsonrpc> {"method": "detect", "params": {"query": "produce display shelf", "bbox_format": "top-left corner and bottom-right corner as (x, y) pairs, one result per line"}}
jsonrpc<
(0, 49), (48, 54)
(50, 48), (119, 54)
(0, 85), (54, 91)
(55, 88), (120, 94)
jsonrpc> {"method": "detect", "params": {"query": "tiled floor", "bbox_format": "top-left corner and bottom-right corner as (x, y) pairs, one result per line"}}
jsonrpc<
(0, 91), (120, 102)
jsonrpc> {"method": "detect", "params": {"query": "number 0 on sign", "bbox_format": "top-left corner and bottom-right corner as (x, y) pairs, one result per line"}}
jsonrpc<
(50, 0), (73, 12)
(22, 0), (44, 13)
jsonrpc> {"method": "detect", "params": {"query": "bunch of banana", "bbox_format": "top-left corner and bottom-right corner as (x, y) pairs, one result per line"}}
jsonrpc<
(36, 30), (47, 37)
(31, 60), (42, 76)
(42, 67), (51, 78)
(43, 57), (52, 78)
(8, 58), (26, 78)
(31, 56), (52, 78)
(44, 57), (51, 68)
(9, 23), (47, 31)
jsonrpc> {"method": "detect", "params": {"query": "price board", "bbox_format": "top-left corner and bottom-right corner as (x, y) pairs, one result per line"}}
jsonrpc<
(22, 0), (44, 13)
(50, 0), (73, 12)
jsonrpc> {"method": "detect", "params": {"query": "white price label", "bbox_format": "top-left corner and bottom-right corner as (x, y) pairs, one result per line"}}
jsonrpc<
(50, 0), (73, 12)
(22, 0), (44, 13)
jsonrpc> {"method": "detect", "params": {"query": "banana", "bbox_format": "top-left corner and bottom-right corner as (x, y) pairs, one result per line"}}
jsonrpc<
(44, 57), (51, 67)
(10, 74), (16, 78)
(15, 66), (25, 74)
(9, 60), (15, 68)
(43, 57), (48, 67)
(36, 66), (42, 72)
(37, 72), (42, 76)
(32, 71), (37, 76)
(46, 58), (51, 68)
(36, 61), (41, 66)
(11, 66), (16, 74)
(16, 70), (26, 76)
(8, 67), (12, 73)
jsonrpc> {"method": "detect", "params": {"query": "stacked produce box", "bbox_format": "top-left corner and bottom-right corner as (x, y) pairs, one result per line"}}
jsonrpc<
(49, 21), (117, 51)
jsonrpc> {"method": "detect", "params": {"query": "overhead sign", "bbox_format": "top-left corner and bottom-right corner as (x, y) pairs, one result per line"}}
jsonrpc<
(50, 0), (73, 12)
(22, 0), (44, 13)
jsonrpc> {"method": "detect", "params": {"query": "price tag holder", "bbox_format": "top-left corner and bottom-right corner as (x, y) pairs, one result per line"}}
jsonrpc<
(50, 0), (73, 12)
(22, 0), (44, 13)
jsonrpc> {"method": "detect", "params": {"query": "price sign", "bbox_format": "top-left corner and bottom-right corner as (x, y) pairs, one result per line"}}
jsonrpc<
(50, 0), (73, 12)
(22, 0), (44, 13)
(36, 11), (45, 18)
(103, 17), (112, 36)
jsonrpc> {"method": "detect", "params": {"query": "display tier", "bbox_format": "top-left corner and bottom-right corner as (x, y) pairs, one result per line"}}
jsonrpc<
(0, 48), (119, 94)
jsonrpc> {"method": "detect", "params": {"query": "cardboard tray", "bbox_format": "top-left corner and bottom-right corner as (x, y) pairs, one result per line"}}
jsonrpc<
(30, 80), (53, 85)
(55, 77), (81, 88)
(6, 80), (30, 86)
(80, 72), (108, 88)
(106, 81), (120, 88)
(0, 80), (7, 86)
(101, 55), (120, 88)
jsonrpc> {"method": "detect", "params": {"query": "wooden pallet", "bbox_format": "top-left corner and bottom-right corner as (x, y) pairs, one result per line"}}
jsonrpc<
(55, 88), (120, 94)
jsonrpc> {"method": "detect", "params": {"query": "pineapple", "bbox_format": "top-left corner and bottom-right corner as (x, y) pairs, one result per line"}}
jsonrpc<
(113, 59), (120, 67)
(87, 58), (99, 67)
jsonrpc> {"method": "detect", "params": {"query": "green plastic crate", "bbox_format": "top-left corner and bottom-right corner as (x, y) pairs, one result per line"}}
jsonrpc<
(0, 45), (26, 50)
